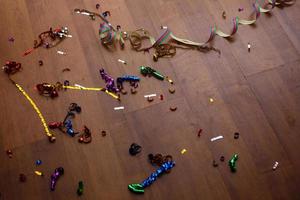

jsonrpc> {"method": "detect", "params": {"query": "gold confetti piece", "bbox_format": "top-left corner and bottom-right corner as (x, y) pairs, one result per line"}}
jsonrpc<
(34, 171), (43, 176)
(181, 149), (187, 154)
(209, 98), (214, 103)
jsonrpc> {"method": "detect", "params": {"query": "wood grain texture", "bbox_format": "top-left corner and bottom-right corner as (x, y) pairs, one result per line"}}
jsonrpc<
(0, 0), (299, 199)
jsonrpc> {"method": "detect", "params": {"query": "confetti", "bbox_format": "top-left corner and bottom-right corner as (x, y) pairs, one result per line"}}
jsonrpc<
(38, 60), (43, 66)
(238, 8), (244, 12)
(210, 135), (223, 142)
(118, 59), (127, 64)
(248, 43), (251, 52)
(96, 3), (100, 9)
(8, 37), (15, 42)
(74, 84), (86, 89)
(114, 106), (124, 110)
(57, 50), (67, 55)
(144, 94), (156, 98)
(35, 171), (43, 176)
(181, 149), (187, 154)
(209, 98), (214, 103)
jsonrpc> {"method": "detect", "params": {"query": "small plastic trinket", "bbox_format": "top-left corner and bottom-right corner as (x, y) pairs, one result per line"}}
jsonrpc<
(36, 159), (42, 166)
(272, 161), (279, 170)
(19, 173), (27, 182)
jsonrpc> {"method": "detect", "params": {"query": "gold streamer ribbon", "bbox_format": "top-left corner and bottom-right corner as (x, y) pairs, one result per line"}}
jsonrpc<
(62, 85), (120, 100)
(12, 81), (54, 139)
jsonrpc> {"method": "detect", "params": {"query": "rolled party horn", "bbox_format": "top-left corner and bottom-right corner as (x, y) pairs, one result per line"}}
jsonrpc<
(128, 161), (175, 194)
(229, 154), (238, 172)
(99, 68), (119, 93)
(50, 167), (64, 191)
(140, 66), (164, 81)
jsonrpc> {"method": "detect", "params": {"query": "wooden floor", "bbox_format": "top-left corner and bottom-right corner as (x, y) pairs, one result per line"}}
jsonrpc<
(1, 0), (300, 199)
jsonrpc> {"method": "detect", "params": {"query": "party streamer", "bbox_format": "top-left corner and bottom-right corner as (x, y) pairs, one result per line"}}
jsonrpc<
(62, 85), (120, 100)
(12, 80), (55, 141)
(76, 0), (295, 61)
